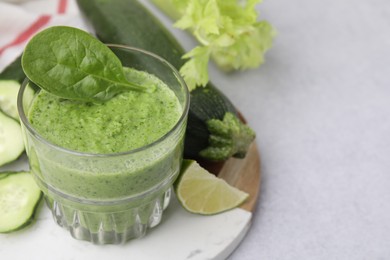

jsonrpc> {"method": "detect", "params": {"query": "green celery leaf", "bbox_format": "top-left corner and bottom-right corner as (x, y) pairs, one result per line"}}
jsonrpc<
(152, 0), (275, 87)
(180, 46), (210, 90)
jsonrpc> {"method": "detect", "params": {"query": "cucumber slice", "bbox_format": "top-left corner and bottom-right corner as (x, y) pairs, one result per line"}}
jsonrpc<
(0, 80), (20, 120)
(0, 79), (34, 121)
(0, 111), (25, 167)
(0, 172), (42, 233)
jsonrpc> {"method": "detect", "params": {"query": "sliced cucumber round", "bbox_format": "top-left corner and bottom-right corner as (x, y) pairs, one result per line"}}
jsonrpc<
(0, 111), (25, 167)
(0, 79), (35, 121)
(0, 80), (21, 120)
(0, 171), (42, 233)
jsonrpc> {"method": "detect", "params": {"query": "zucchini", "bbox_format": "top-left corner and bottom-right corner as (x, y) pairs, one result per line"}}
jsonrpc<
(0, 171), (42, 233)
(0, 111), (25, 167)
(0, 55), (25, 84)
(77, 0), (255, 161)
(0, 56), (39, 92)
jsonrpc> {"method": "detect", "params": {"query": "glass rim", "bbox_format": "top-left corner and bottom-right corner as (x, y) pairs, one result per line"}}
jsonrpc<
(17, 44), (190, 158)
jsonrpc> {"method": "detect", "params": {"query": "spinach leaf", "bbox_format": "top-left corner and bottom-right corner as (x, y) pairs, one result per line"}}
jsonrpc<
(21, 26), (153, 102)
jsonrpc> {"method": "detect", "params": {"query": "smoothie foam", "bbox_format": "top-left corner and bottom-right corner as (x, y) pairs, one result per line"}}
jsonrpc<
(28, 69), (182, 154)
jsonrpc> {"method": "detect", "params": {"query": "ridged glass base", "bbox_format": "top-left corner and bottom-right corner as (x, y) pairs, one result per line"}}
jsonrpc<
(45, 188), (172, 244)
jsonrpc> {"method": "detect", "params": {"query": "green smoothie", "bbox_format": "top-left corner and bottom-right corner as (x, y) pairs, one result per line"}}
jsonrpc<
(27, 68), (184, 201)
(28, 68), (181, 154)
(24, 68), (187, 237)
(19, 27), (189, 243)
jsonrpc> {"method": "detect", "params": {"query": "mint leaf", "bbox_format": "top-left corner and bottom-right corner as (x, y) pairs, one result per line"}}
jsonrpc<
(22, 26), (152, 102)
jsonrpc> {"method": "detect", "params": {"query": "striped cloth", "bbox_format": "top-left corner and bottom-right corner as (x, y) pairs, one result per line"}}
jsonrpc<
(0, 0), (90, 71)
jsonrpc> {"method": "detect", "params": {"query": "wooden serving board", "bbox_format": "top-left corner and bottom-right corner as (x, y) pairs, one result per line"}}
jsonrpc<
(200, 143), (261, 213)
(0, 143), (261, 260)
(220, 143), (261, 213)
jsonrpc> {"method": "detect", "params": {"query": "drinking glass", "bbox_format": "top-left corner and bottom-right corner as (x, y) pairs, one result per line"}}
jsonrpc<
(18, 45), (189, 244)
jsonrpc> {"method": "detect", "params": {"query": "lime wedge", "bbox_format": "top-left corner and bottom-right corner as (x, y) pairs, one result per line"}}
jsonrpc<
(176, 160), (249, 215)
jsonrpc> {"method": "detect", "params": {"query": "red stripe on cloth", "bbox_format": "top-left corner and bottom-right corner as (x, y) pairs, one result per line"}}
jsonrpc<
(0, 15), (51, 55)
(57, 0), (68, 14)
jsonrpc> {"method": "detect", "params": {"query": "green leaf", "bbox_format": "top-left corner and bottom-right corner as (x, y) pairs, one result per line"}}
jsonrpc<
(22, 26), (152, 102)
(198, 0), (220, 35)
(152, 0), (275, 87)
(211, 20), (275, 71)
(180, 46), (210, 90)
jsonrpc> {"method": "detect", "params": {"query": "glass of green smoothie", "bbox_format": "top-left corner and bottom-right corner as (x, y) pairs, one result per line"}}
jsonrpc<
(18, 45), (189, 244)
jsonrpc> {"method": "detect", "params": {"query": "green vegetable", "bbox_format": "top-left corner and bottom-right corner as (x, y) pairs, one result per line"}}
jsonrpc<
(200, 113), (256, 161)
(0, 80), (35, 121)
(21, 26), (154, 102)
(0, 56), (40, 93)
(77, 0), (256, 161)
(151, 0), (275, 90)
(0, 171), (42, 233)
(0, 80), (21, 120)
(0, 80), (34, 167)
(0, 55), (25, 84)
(0, 110), (25, 167)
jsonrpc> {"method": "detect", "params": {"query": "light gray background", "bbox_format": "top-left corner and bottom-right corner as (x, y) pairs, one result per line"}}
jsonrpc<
(216, 0), (390, 259)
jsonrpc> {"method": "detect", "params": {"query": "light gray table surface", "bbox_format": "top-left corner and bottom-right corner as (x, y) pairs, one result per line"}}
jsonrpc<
(1, 0), (390, 259)
(223, 0), (390, 259)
